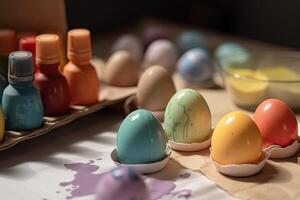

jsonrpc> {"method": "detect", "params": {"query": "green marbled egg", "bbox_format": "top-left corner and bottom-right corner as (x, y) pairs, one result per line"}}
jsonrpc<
(164, 88), (212, 143)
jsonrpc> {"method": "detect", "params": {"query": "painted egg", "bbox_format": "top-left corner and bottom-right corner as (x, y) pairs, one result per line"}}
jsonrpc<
(141, 25), (169, 49)
(164, 88), (212, 143)
(112, 34), (143, 63)
(104, 51), (139, 86)
(253, 99), (298, 148)
(117, 109), (167, 164)
(137, 65), (176, 111)
(143, 39), (178, 72)
(177, 48), (213, 83)
(215, 42), (251, 68)
(95, 167), (148, 200)
(211, 111), (262, 165)
(176, 30), (208, 54)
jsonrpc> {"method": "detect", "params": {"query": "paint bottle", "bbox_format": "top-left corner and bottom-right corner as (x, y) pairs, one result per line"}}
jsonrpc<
(19, 36), (37, 73)
(2, 51), (43, 131)
(34, 34), (71, 116)
(0, 29), (17, 79)
(63, 29), (100, 105)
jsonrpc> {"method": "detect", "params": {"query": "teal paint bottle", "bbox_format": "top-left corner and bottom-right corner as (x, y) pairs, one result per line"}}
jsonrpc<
(2, 51), (44, 131)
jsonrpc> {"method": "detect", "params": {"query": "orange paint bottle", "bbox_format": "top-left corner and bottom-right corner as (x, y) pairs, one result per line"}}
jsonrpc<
(63, 29), (100, 105)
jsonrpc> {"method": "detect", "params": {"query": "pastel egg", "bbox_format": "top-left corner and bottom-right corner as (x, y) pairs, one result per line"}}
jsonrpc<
(137, 65), (176, 111)
(215, 42), (251, 68)
(141, 25), (169, 49)
(253, 99), (298, 148)
(95, 167), (148, 200)
(117, 109), (167, 164)
(164, 88), (212, 143)
(177, 48), (213, 83)
(104, 51), (139, 86)
(143, 39), (178, 72)
(176, 30), (208, 54)
(211, 111), (262, 165)
(111, 34), (143, 63)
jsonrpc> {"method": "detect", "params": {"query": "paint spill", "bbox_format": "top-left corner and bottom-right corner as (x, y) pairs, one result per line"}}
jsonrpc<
(172, 189), (192, 198)
(59, 160), (104, 199)
(179, 172), (191, 179)
(147, 178), (176, 200)
(59, 160), (192, 199)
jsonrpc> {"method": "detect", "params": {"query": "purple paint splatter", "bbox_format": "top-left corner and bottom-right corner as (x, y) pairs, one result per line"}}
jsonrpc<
(179, 172), (191, 179)
(146, 178), (176, 200)
(59, 160), (104, 199)
(172, 189), (192, 198)
(59, 160), (192, 199)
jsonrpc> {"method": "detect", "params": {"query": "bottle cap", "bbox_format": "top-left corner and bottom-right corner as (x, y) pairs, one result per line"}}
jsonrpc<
(0, 29), (17, 56)
(67, 28), (91, 64)
(17, 32), (37, 40)
(8, 51), (34, 83)
(36, 34), (60, 64)
(19, 36), (36, 54)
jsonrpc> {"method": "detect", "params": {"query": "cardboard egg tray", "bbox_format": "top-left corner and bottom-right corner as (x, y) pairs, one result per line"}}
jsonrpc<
(0, 58), (137, 151)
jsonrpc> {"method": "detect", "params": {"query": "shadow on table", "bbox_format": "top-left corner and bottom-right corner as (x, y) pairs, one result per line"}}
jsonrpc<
(0, 107), (124, 179)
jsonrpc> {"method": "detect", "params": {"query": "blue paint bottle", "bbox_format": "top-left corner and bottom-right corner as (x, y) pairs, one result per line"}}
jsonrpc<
(2, 51), (44, 131)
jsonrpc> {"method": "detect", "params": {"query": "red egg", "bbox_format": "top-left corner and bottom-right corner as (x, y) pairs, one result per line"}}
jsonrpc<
(253, 99), (298, 147)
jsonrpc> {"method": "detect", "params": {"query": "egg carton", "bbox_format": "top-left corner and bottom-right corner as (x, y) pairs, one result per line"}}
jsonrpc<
(0, 81), (137, 151)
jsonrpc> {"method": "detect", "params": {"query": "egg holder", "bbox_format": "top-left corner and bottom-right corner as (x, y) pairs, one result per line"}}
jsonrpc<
(263, 140), (300, 159)
(211, 140), (300, 177)
(0, 58), (137, 151)
(111, 145), (172, 174)
(211, 150), (271, 177)
(168, 137), (211, 152)
(123, 95), (165, 121)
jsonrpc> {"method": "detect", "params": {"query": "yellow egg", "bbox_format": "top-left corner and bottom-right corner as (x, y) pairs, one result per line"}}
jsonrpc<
(211, 111), (262, 165)
(0, 107), (4, 142)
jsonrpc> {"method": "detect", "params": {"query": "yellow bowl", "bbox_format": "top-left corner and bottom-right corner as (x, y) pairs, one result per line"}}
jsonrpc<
(217, 51), (300, 112)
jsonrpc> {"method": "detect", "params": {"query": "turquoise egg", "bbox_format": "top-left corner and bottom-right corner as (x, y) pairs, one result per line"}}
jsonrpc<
(117, 109), (167, 164)
(176, 30), (208, 55)
(215, 42), (251, 69)
(164, 89), (212, 144)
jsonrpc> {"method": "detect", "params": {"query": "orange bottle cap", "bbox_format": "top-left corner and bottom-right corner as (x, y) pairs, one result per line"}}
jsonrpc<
(0, 29), (17, 56)
(67, 28), (92, 63)
(36, 34), (60, 64)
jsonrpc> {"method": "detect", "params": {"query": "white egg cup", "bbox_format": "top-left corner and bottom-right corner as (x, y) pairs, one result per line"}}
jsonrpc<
(168, 137), (211, 152)
(110, 146), (172, 174)
(263, 140), (300, 159)
(211, 151), (270, 177)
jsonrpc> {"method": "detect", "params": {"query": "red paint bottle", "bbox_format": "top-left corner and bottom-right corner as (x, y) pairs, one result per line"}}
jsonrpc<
(19, 36), (37, 73)
(34, 34), (70, 116)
